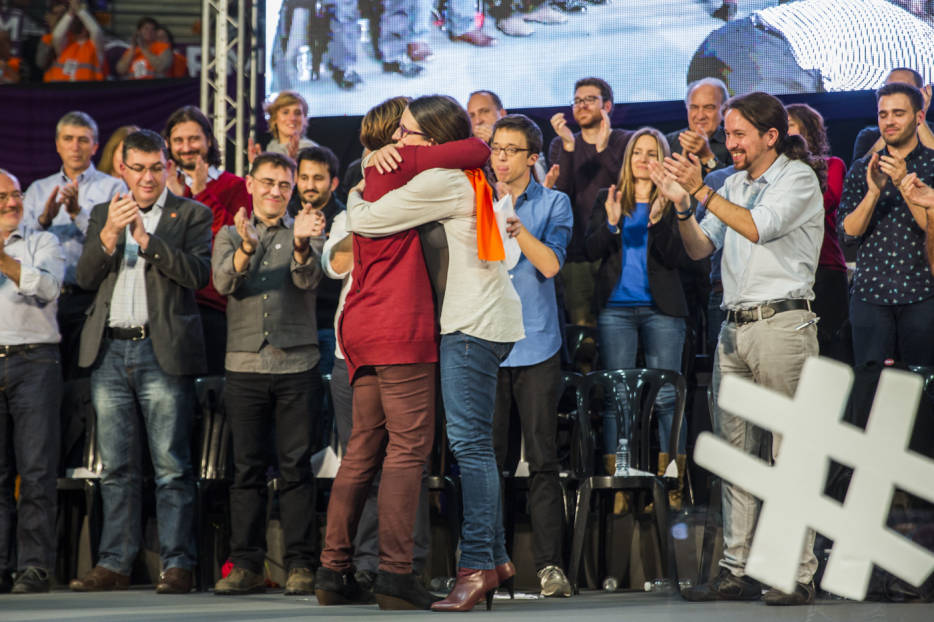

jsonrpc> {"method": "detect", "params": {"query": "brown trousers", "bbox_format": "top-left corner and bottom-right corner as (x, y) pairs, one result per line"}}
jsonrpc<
(320, 362), (436, 574)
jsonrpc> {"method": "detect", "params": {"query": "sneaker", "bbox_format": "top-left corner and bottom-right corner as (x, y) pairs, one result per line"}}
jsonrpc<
(763, 581), (815, 606)
(12, 567), (50, 594)
(681, 567), (761, 601)
(538, 565), (572, 597)
(524, 6), (569, 24)
(284, 567), (314, 595)
(214, 566), (266, 595)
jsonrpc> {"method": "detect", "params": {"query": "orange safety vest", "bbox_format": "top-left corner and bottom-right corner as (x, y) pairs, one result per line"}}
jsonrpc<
(44, 37), (106, 82)
(128, 41), (170, 79)
(0, 56), (20, 83)
(170, 51), (188, 78)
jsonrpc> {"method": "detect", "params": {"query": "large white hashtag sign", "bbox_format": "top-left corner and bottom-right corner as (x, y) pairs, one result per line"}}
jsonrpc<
(694, 357), (934, 600)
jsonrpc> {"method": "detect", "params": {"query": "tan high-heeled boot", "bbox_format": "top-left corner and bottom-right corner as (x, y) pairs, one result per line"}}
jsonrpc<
(668, 454), (688, 511)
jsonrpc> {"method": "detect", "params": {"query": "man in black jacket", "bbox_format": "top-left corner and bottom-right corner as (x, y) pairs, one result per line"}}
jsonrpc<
(69, 129), (212, 595)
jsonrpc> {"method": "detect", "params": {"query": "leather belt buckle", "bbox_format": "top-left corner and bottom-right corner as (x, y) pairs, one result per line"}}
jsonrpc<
(759, 305), (776, 320)
(131, 325), (148, 341)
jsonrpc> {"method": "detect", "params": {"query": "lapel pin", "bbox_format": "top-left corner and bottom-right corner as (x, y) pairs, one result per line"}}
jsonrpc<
(170, 212), (177, 218)
(275, 243), (282, 250)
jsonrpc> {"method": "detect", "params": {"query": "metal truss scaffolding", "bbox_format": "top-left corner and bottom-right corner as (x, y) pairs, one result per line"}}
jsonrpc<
(200, 0), (258, 177)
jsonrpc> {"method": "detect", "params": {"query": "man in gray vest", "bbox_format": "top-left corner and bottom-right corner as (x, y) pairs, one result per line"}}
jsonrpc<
(211, 152), (326, 596)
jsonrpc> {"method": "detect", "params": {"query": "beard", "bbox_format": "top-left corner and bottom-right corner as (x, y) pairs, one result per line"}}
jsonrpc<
(881, 125), (916, 149)
(301, 190), (327, 209)
(172, 151), (201, 171)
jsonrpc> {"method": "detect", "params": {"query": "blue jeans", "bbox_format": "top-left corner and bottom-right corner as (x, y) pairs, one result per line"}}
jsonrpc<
(598, 306), (687, 455)
(440, 332), (512, 570)
(91, 337), (197, 574)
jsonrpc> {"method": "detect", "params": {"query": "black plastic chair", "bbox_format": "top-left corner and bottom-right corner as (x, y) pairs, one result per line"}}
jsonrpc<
(56, 379), (102, 583)
(567, 368), (687, 593)
(193, 375), (231, 591)
(564, 325), (600, 373)
(697, 383), (722, 585)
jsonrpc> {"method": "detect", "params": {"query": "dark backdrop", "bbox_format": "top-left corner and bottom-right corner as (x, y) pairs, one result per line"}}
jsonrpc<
(0, 79), (913, 188)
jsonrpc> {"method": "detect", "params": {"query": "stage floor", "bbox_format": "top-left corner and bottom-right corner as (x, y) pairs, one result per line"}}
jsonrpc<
(3, 589), (931, 622)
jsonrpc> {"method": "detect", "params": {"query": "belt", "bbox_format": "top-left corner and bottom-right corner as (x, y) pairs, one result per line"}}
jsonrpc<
(726, 299), (811, 325)
(0, 343), (48, 357)
(106, 325), (150, 340)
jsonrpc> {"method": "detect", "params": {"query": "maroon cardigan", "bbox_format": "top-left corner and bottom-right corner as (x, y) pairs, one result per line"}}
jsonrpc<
(339, 137), (490, 381)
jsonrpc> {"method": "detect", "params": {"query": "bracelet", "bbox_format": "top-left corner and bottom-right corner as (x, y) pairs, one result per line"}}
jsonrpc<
(239, 244), (255, 256)
(689, 182), (705, 196)
(675, 205), (694, 216)
(701, 187), (716, 211)
(676, 206), (695, 221)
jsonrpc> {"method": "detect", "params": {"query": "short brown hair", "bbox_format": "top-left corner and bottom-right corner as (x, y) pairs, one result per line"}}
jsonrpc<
(574, 77), (613, 106)
(360, 96), (410, 151)
(264, 91), (309, 141)
(491, 114), (543, 155)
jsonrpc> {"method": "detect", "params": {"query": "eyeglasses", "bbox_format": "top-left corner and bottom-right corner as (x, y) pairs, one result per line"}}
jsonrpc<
(0, 191), (24, 203)
(398, 123), (428, 139)
(572, 95), (601, 107)
(125, 164), (166, 175)
(254, 177), (293, 194)
(490, 145), (531, 158)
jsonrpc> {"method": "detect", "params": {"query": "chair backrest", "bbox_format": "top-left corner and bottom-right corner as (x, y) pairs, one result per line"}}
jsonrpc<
(564, 325), (600, 373)
(556, 371), (587, 476)
(580, 369), (687, 473)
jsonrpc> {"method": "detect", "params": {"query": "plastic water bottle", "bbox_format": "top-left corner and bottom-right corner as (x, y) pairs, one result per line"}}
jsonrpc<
(602, 577), (619, 592)
(615, 438), (629, 476)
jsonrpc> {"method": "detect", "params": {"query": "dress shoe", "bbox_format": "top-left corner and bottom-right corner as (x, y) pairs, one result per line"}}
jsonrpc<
(524, 6), (568, 23)
(538, 564), (571, 597)
(372, 570), (441, 610)
(682, 567), (761, 601)
(69, 566), (130, 591)
(284, 567), (315, 595)
(314, 566), (374, 605)
(431, 567), (498, 612)
(497, 16), (534, 37)
(156, 567), (192, 594)
(763, 581), (815, 606)
(332, 67), (362, 90)
(450, 28), (497, 47)
(407, 42), (433, 62)
(214, 566), (265, 595)
(354, 569), (377, 592)
(495, 561), (516, 598)
(382, 60), (423, 78)
(12, 567), (51, 594)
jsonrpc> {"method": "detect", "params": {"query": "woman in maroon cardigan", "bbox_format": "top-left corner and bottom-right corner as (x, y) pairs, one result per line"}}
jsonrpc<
(316, 97), (490, 610)
(786, 103), (846, 356)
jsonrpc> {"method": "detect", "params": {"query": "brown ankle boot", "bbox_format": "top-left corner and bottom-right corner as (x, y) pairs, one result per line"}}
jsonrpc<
(668, 454), (688, 511)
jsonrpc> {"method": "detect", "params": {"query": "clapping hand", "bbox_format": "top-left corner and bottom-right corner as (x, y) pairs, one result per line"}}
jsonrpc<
(550, 113), (574, 151)
(234, 206), (258, 253)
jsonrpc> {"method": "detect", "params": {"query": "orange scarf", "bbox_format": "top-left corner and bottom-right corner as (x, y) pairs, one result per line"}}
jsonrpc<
(464, 168), (505, 262)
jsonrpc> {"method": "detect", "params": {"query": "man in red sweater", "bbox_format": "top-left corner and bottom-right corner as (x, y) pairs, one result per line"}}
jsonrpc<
(163, 105), (251, 374)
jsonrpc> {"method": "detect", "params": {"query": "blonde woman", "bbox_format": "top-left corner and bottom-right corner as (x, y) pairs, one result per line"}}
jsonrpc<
(97, 125), (139, 178)
(248, 90), (317, 162)
(583, 127), (690, 500)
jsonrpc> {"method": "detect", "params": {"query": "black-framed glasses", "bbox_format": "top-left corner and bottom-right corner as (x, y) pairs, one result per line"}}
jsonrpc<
(490, 145), (531, 157)
(572, 95), (601, 107)
(398, 123), (428, 139)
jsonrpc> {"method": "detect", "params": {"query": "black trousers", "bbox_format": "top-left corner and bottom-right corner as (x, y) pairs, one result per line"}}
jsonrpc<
(199, 305), (227, 377)
(330, 357), (431, 573)
(225, 367), (322, 573)
(493, 353), (564, 570)
(0, 345), (62, 573)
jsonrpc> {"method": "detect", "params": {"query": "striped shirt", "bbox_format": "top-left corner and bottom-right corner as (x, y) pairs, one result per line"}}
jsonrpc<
(754, 0), (934, 92)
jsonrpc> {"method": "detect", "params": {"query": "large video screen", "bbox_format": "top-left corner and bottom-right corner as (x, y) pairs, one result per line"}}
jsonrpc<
(264, 0), (934, 117)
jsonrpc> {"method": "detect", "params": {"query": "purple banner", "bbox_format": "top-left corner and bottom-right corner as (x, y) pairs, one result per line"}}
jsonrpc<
(0, 78), (199, 188)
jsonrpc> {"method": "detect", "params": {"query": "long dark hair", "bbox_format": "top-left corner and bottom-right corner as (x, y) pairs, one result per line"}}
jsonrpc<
(162, 105), (222, 167)
(725, 92), (827, 190)
(786, 103), (830, 192)
(407, 95), (472, 145)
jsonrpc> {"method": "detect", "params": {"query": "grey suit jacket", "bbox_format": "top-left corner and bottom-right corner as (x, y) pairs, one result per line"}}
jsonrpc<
(76, 191), (213, 376)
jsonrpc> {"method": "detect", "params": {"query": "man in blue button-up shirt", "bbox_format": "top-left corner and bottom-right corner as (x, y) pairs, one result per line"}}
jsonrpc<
(0, 168), (65, 594)
(489, 114), (574, 598)
(22, 111), (125, 378)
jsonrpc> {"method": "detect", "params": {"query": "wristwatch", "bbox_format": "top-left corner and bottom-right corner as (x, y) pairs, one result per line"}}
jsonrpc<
(703, 156), (717, 169)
